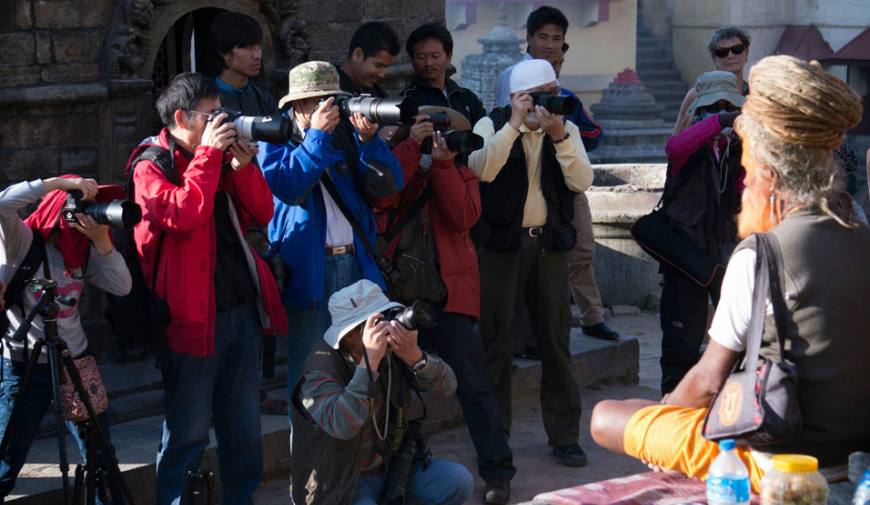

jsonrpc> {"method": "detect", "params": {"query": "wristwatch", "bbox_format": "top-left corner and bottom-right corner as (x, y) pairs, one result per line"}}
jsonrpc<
(552, 131), (570, 144)
(411, 351), (429, 374)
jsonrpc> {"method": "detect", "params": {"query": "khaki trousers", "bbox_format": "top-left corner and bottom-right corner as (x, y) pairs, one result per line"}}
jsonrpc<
(568, 192), (605, 326)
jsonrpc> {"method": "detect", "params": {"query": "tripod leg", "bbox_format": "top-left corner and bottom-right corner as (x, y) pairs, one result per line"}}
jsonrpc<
(46, 340), (72, 505)
(73, 464), (85, 505)
(59, 350), (134, 505)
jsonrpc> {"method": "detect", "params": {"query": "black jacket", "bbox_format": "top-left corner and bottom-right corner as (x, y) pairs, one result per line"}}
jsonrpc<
(402, 75), (487, 126)
(478, 107), (577, 254)
(337, 66), (388, 98)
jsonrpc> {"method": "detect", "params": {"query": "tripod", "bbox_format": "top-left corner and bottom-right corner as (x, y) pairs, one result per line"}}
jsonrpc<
(0, 279), (134, 505)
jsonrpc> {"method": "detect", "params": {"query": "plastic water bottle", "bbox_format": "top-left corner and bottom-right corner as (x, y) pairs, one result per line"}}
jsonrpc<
(707, 439), (751, 505)
(854, 469), (870, 505)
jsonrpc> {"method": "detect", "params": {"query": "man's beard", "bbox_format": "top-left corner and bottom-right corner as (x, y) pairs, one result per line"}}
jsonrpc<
(737, 187), (774, 239)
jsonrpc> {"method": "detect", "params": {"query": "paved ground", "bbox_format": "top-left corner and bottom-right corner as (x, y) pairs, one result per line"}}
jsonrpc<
(253, 309), (665, 504)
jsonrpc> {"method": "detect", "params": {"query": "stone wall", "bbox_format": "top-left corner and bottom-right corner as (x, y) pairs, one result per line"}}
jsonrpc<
(0, 0), (444, 361)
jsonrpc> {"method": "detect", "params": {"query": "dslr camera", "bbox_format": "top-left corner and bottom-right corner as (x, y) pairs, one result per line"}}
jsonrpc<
(62, 190), (142, 230)
(529, 91), (579, 116)
(378, 300), (437, 331)
(209, 107), (293, 144)
(330, 94), (419, 126)
(425, 112), (484, 155)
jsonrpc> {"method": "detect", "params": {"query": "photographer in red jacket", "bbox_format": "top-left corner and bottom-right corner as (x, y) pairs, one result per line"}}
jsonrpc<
(377, 106), (516, 505)
(130, 72), (282, 505)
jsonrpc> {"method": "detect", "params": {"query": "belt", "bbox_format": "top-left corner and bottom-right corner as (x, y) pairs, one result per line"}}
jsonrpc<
(522, 226), (544, 237)
(325, 244), (354, 256)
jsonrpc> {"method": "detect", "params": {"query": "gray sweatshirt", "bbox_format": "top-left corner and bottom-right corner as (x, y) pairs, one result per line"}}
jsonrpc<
(1, 180), (132, 362)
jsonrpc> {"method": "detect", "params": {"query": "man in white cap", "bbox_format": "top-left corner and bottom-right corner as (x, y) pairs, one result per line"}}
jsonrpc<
(469, 58), (594, 467)
(289, 279), (473, 505)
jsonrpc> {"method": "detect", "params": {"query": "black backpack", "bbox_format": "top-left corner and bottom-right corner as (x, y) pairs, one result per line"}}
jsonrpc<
(104, 141), (176, 368)
(0, 232), (47, 339)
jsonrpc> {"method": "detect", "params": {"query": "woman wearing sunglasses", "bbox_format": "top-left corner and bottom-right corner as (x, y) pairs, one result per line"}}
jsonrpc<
(673, 27), (751, 134)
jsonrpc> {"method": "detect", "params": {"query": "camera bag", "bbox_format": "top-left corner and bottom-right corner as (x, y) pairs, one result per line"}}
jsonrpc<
(702, 232), (802, 445)
(0, 232), (46, 338)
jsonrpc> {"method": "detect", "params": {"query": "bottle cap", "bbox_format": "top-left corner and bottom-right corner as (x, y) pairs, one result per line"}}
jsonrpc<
(719, 439), (736, 451)
(772, 454), (819, 473)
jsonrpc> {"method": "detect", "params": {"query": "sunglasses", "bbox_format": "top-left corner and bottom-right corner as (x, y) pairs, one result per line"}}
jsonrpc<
(712, 43), (746, 58)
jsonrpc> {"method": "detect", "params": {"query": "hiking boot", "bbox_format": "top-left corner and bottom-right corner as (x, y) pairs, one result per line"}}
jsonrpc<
(581, 322), (621, 341)
(553, 443), (589, 467)
(484, 480), (511, 505)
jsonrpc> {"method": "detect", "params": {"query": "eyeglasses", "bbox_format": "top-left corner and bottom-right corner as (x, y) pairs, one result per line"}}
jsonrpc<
(712, 43), (746, 58)
(186, 109), (219, 121)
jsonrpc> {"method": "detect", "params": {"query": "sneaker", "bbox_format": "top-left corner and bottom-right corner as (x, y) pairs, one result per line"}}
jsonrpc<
(553, 443), (589, 467)
(581, 322), (621, 341)
(484, 480), (511, 505)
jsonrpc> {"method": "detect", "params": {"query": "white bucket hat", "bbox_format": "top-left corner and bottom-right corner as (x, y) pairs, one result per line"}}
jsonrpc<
(323, 280), (403, 349)
(509, 58), (559, 94)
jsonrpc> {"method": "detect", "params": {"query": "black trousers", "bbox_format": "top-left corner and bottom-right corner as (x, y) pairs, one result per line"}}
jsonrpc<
(659, 265), (724, 394)
(421, 311), (516, 482)
(479, 238), (581, 448)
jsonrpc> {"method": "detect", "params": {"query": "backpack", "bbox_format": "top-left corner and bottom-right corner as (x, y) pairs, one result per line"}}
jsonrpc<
(0, 232), (46, 339)
(103, 140), (176, 368)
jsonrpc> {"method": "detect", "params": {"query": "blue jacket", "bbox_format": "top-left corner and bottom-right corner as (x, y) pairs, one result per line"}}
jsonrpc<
(258, 127), (404, 308)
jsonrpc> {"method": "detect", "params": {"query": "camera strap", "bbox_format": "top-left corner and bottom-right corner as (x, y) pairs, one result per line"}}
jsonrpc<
(381, 184), (434, 253)
(320, 171), (396, 294)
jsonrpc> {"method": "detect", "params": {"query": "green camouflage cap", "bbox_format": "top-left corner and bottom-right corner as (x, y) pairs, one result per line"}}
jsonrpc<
(278, 61), (351, 109)
(687, 70), (745, 116)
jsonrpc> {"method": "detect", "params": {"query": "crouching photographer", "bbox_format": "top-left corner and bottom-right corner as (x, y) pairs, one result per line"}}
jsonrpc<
(0, 175), (133, 502)
(290, 279), (473, 505)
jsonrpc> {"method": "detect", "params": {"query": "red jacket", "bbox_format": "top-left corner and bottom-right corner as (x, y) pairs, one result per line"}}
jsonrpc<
(131, 129), (284, 356)
(376, 139), (482, 318)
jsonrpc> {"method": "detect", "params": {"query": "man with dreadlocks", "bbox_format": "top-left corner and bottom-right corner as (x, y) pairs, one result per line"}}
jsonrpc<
(589, 55), (870, 493)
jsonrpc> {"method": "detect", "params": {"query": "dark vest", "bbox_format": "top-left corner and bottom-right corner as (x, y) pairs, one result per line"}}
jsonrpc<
(290, 342), (409, 505)
(478, 107), (577, 254)
(663, 137), (744, 262)
(738, 212), (870, 467)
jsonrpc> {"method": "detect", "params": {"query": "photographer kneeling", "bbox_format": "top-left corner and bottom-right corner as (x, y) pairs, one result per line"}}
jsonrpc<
(0, 176), (132, 502)
(290, 279), (473, 505)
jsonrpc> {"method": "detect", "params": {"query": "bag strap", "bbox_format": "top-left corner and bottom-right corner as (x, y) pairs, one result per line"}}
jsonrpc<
(4, 231), (46, 314)
(382, 185), (435, 245)
(757, 232), (791, 362)
(743, 234), (771, 374)
(127, 140), (179, 291)
(319, 170), (395, 293)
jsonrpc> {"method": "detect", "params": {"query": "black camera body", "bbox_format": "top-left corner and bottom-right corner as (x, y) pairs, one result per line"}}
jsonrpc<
(62, 190), (142, 231)
(333, 95), (418, 126)
(529, 91), (579, 116)
(423, 112), (483, 155)
(210, 107), (293, 144)
(378, 301), (437, 331)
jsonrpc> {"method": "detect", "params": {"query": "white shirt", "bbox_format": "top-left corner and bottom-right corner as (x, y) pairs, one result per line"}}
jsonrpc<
(708, 248), (773, 352)
(319, 181), (354, 248)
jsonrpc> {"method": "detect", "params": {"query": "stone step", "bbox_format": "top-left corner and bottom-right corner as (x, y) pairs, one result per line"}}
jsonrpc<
(636, 47), (673, 59)
(638, 69), (684, 81)
(636, 58), (676, 71)
(643, 80), (689, 92)
(648, 89), (690, 103)
(7, 330), (640, 504)
(636, 38), (671, 49)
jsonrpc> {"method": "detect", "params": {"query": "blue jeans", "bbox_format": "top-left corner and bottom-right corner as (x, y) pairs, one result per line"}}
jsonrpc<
(0, 357), (125, 504)
(155, 302), (263, 505)
(285, 254), (362, 400)
(352, 459), (473, 505)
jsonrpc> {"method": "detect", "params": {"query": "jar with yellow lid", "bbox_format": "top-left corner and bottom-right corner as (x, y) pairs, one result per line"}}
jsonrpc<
(761, 455), (828, 505)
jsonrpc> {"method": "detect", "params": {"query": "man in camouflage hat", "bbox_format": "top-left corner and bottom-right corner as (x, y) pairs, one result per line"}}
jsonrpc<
(258, 61), (404, 406)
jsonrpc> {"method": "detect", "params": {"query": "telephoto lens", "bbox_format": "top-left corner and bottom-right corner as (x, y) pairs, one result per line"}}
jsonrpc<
(63, 190), (142, 230)
(380, 300), (438, 331)
(530, 92), (579, 116)
(211, 107), (293, 144)
(335, 95), (419, 125)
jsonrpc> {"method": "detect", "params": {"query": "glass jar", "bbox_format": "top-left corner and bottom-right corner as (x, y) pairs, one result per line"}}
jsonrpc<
(761, 454), (828, 505)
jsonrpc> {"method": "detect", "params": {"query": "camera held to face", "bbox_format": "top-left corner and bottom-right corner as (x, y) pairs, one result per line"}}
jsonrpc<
(424, 112), (484, 155)
(529, 91), (578, 116)
(209, 107), (294, 144)
(378, 300), (437, 331)
(62, 190), (142, 231)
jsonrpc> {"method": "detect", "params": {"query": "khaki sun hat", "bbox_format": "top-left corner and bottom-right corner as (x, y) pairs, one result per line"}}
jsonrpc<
(323, 279), (403, 349)
(419, 105), (472, 131)
(687, 70), (745, 116)
(278, 61), (351, 110)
